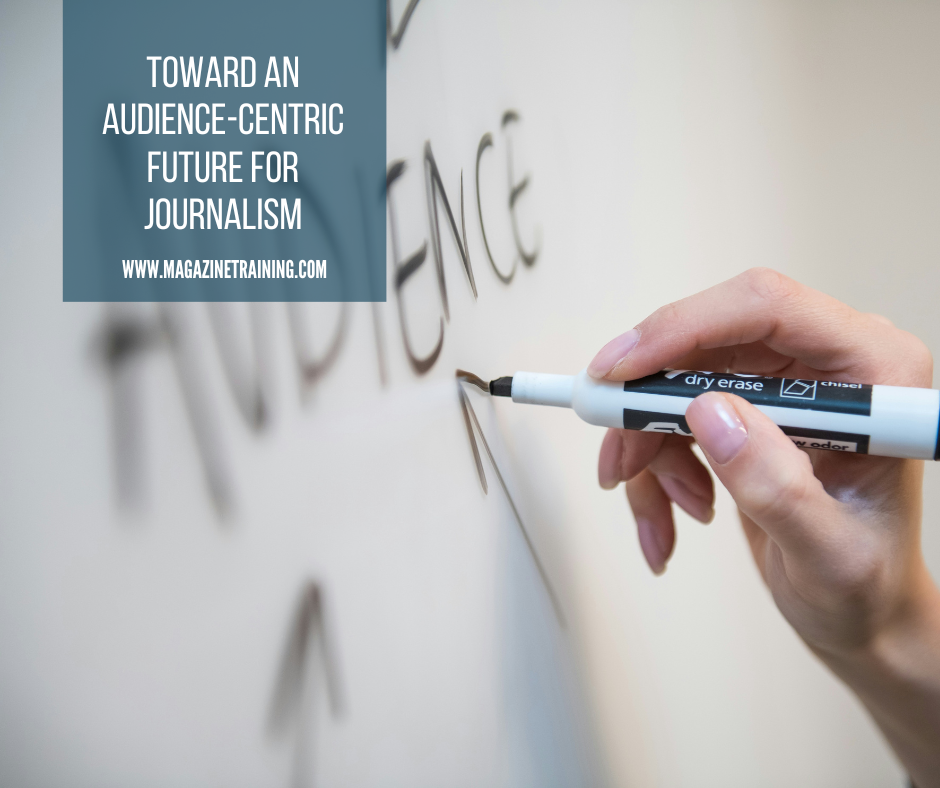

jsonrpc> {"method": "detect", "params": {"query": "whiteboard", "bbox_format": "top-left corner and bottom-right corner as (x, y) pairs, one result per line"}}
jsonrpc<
(4, 1), (940, 786)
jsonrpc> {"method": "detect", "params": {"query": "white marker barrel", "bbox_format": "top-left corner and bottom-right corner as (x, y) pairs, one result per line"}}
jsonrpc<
(510, 370), (940, 461)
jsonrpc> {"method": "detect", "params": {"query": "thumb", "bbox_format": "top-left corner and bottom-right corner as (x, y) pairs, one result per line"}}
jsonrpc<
(685, 391), (840, 557)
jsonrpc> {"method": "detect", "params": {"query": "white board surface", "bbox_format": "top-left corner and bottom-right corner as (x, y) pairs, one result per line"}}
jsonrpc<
(4, 1), (940, 786)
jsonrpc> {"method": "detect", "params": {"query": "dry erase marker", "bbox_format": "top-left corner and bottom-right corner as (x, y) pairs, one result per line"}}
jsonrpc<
(487, 369), (940, 460)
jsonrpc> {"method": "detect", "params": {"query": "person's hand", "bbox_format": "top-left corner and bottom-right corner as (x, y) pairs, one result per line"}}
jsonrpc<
(590, 267), (931, 652)
(590, 268), (940, 786)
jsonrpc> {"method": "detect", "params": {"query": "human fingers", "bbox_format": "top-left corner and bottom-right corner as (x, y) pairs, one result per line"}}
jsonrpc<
(685, 391), (843, 559)
(597, 428), (624, 489)
(667, 341), (843, 381)
(666, 341), (795, 377)
(667, 342), (856, 387)
(647, 437), (714, 523)
(588, 268), (932, 387)
(598, 428), (664, 489)
(599, 429), (714, 522)
(687, 392), (931, 653)
(625, 469), (675, 574)
(865, 313), (894, 328)
(738, 510), (771, 581)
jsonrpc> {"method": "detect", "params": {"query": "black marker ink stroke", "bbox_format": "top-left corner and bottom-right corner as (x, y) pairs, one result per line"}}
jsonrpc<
(502, 111), (540, 268)
(456, 374), (565, 625)
(286, 177), (349, 390)
(287, 302), (348, 392)
(388, 159), (443, 374)
(455, 368), (489, 394)
(475, 133), (517, 284)
(96, 308), (163, 509)
(387, 0), (420, 50)
(207, 303), (267, 430)
(269, 581), (345, 788)
(425, 141), (477, 320)
(357, 169), (388, 386)
(456, 372), (488, 493)
(160, 303), (235, 517)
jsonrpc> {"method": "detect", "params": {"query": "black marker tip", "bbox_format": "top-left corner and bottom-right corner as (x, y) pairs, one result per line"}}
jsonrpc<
(489, 376), (513, 397)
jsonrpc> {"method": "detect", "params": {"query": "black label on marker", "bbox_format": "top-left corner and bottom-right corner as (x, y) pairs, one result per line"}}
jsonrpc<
(779, 426), (870, 454)
(624, 371), (872, 416)
(622, 409), (694, 435)
(621, 409), (870, 454)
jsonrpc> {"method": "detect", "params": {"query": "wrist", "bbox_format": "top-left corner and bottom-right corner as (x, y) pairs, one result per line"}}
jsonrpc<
(838, 562), (940, 678)
(815, 563), (940, 787)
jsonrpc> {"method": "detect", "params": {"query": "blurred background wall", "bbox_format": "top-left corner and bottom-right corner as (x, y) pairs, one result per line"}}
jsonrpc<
(1, 1), (939, 786)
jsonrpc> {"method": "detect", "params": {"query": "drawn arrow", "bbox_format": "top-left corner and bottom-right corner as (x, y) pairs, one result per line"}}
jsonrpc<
(456, 371), (565, 625)
(268, 581), (345, 788)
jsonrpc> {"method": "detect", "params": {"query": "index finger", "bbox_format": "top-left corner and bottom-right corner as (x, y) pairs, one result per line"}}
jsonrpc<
(589, 268), (932, 388)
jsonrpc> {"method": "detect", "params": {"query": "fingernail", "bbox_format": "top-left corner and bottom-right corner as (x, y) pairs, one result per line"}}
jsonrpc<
(692, 394), (748, 464)
(636, 518), (667, 575)
(657, 475), (714, 524)
(588, 329), (640, 378)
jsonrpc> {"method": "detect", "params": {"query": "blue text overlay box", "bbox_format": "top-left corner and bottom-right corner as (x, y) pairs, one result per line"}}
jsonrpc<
(64, 0), (386, 302)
